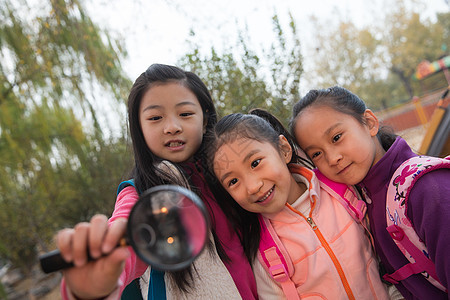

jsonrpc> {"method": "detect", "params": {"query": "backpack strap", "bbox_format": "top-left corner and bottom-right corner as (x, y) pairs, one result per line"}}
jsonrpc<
(384, 155), (450, 291)
(117, 179), (168, 300)
(314, 168), (375, 252)
(313, 169), (367, 222)
(117, 179), (135, 195)
(257, 214), (300, 300)
(121, 278), (142, 300)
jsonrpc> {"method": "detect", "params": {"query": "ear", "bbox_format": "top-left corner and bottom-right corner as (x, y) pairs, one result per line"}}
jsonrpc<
(278, 135), (293, 163)
(364, 109), (379, 137)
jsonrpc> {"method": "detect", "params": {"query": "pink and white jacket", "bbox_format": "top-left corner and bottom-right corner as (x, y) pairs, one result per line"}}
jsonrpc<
(254, 164), (390, 300)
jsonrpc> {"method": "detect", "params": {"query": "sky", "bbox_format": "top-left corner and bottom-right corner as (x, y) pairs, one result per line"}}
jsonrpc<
(87, 0), (450, 81)
(80, 0), (450, 137)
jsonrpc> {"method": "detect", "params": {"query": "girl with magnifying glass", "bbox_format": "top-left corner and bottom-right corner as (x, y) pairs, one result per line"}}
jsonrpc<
(55, 64), (259, 300)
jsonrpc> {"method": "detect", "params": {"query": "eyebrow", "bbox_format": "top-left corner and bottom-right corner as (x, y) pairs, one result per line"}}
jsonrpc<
(302, 123), (341, 153)
(324, 123), (342, 136)
(219, 148), (259, 183)
(243, 149), (259, 164)
(220, 171), (232, 184)
(142, 101), (198, 113)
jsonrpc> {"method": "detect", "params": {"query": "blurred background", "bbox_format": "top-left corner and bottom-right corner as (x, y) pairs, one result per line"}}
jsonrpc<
(0, 0), (449, 298)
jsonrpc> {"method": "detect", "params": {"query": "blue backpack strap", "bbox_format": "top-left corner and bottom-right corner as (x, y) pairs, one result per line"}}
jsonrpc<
(148, 269), (167, 300)
(117, 179), (135, 195)
(117, 179), (168, 300)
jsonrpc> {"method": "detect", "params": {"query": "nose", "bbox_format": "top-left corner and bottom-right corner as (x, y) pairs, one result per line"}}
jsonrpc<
(246, 174), (263, 195)
(163, 117), (182, 134)
(327, 149), (343, 166)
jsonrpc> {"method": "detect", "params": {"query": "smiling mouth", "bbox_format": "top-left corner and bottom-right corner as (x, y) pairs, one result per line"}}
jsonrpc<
(337, 164), (351, 175)
(256, 186), (274, 203)
(166, 141), (185, 147)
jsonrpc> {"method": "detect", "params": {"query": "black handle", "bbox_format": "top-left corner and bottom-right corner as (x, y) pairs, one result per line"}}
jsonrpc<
(40, 239), (127, 273)
(39, 249), (75, 273)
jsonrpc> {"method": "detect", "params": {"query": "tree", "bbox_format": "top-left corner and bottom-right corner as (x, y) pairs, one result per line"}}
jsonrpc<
(305, 0), (448, 109)
(179, 13), (303, 125)
(0, 0), (132, 272)
(381, 0), (448, 98)
(305, 16), (392, 109)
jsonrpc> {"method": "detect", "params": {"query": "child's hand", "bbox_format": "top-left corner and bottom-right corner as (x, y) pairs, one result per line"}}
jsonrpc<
(56, 214), (130, 298)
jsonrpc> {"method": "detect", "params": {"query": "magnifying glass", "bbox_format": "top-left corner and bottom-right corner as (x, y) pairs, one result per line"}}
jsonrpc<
(39, 185), (209, 273)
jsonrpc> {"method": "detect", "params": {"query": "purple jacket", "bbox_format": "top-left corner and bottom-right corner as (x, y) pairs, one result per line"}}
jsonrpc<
(360, 137), (449, 300)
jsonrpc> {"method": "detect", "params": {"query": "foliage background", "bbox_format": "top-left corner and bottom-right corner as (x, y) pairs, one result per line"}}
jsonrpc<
(0, 0), (448, 274)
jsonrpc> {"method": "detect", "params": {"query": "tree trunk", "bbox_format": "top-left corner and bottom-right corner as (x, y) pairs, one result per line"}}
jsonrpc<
(391, 66), (414, 99)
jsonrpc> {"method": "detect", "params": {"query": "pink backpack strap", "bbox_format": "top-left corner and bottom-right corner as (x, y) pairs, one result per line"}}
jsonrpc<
(385, 155), (450, 292)
(257, 214), (300, 300)
(313, 169), (367, 222)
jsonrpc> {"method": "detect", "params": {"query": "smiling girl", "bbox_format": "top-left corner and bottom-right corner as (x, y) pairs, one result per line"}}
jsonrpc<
(210, 110), (390, 299)
(291, 86), (449, 299)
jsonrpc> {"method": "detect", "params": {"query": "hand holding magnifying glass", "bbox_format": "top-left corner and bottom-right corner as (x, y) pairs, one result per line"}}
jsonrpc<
(39, 185), (209, 273)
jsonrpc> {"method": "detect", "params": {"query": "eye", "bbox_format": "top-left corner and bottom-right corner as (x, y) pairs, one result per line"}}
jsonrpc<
(332, 133), (342, 143)
(251, 159), (261, 168)
(148, 116), (162, 121)
(310, 151), (322, 160)
(227, 178), (238, 187)
(180, 112), (194, 117)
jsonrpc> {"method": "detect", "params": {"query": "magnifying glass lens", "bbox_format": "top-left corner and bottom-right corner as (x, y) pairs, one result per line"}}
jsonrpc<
(128, 186), (208, 271)
(39, 185), (209, 274)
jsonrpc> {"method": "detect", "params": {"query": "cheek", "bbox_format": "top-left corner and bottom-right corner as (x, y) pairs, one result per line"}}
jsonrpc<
(141, 126), (160, 151)
(192, 121), (205, 142)
(226, 188), (247, 207)
(144, 134), (159, 153)
(312, 159), (332, 176)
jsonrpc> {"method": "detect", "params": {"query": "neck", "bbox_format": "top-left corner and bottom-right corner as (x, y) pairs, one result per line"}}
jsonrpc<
(287, 178), (307, 205)
(372, 136), (386, 167)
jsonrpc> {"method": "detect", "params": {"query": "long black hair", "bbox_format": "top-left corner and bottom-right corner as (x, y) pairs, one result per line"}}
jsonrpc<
(207, 109), (311, 262)
(127, 63), (220, 291)
(128, 63), (217, 192)
(290, 86), (397, 151)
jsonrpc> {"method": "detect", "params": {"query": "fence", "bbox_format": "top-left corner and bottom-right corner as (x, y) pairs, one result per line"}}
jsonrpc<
(377, 87), (447, 132)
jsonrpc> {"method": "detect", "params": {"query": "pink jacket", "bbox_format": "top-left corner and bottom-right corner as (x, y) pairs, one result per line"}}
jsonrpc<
(256, 165), (389, 299)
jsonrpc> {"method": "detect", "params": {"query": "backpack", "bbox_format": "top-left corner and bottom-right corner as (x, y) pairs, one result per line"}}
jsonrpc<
(257, 169), (368, 299)
(384, 155), (450, 292)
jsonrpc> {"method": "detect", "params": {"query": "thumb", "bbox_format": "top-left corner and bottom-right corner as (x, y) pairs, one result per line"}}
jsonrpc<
(100, 246), (130, 278)
(63, 247), (131, 298)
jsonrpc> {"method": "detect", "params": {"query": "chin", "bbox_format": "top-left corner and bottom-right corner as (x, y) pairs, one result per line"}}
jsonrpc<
(343, 177), (363, 186)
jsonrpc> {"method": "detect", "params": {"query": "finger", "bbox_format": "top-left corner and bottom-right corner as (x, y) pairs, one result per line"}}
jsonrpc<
(56, 228), (75, 262)
(101, 246), (130, 281)
(89, 214), (108, 259)
(64, 247), (130, 298)
(102, 218), (127, 254)
(72, 222), (90, 267)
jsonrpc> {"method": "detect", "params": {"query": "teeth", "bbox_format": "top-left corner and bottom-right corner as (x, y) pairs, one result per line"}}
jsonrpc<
(168, 142), (183, 147)
(257, 187), (273, 203)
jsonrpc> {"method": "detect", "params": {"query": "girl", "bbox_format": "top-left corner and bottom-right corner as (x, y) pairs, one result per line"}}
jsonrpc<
(291, 86), (449, 300)
(55, 64), (259, 299)
(209, 109), (390, 299)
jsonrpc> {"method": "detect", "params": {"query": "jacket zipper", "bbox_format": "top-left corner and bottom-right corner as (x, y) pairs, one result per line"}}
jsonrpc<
(287, 205), (356, 300)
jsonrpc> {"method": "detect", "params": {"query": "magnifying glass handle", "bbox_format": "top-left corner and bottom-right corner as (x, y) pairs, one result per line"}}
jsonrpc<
(39, 249), (78, 273)
(39, 238), (128, 274)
